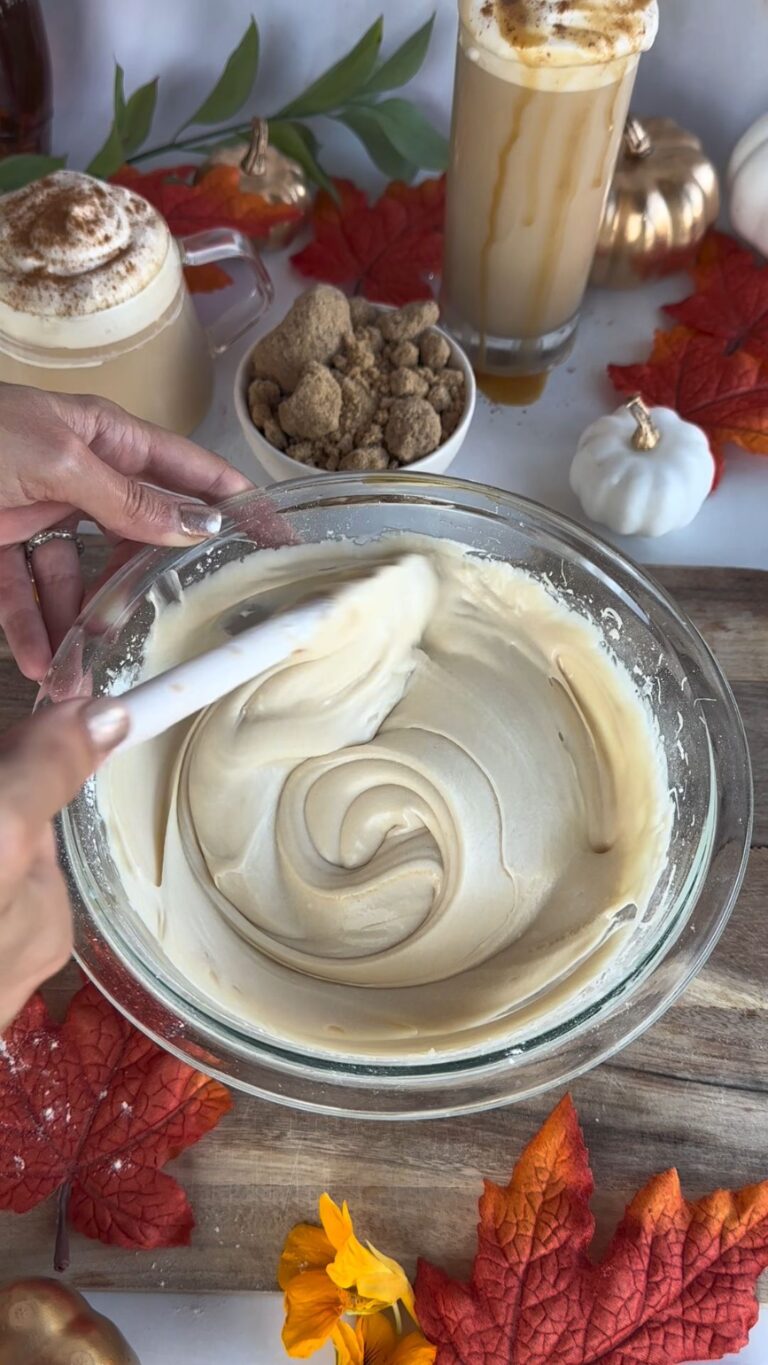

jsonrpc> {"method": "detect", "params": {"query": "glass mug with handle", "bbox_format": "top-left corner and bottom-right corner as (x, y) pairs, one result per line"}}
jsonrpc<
(0, 170), (273, 434)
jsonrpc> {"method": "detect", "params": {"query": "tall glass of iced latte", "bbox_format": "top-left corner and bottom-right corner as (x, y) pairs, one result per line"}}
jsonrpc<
(441, 0), (659, 384)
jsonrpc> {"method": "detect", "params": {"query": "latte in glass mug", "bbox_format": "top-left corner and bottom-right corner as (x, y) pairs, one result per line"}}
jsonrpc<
(0, 170), (272, 434)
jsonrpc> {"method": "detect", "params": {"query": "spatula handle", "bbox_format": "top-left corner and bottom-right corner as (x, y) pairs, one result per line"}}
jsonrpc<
(114, 598), (330, 753)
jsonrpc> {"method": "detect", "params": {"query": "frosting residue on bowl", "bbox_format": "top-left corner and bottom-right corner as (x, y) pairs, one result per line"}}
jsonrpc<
(98, 536), (672, 1058)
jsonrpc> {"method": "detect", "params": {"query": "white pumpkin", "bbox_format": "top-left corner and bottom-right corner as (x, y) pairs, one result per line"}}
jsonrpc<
(729, 113), (768, 255)
(570, 399), (713, 538)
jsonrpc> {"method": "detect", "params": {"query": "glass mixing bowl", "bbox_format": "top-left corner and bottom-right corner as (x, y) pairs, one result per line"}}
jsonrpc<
(46, 476), (753, 1120)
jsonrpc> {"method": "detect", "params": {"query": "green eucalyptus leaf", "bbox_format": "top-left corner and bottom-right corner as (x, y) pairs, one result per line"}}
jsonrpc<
(336, 107), (416, 181)
(268, 118), (335, 195)
(358, 14), (436, 96)
(276, 17), (383, 118)
(120, 78), (159, 154)
(114, 63), (127, 126)
(360, 97), (448, 170)
(86, 122), (126, 179)
(181, 17), (260, 130)
(0, 154), (67, 192)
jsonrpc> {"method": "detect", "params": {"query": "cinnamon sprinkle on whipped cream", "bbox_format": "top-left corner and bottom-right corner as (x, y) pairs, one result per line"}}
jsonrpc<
(0, 170), (169, 318)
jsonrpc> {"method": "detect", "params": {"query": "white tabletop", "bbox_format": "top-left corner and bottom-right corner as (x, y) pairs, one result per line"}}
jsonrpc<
(85, 1290), (768, 1365)
(197, 252), (768, 574)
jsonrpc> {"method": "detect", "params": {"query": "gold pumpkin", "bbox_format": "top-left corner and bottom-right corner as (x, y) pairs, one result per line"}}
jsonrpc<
(590, 116), (720, 288)
(0, 1278), (140, 1365)
(200, 116), (310, 250)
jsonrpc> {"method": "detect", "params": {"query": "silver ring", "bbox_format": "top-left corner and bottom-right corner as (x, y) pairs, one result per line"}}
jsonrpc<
(25, 529), (86, 562)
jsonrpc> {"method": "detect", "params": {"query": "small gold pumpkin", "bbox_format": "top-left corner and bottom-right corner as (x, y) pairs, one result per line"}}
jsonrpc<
(591, 116), (720, 289)
(0, 1278), (140, 1365)
(199, 116), (310, 250)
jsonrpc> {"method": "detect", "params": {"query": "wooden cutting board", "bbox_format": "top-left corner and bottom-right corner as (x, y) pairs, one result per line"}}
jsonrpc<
(0, 553), (766, 1294)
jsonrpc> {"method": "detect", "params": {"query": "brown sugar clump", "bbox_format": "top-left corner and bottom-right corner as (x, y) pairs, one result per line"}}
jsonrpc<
(357, 323), (384, 354)
(427, 381), (452, 413)
(250, 285), (351, 390)
(263, 417), (287, 450)
(385, 398), (441, 463)
(247, 378), (280, 428)
(244, 287), (466, 471)
(339, 446), (389, 471)
(420, 330), (451, 370)
(278, 363), (342, 439)
(339, 374), (378, 439)
(390, 367), (429, 399)
(389, 340), (419, 368)
(349, 298), (377, 327)
(286, 441), (316, 465)
(379, 300), (440, 343)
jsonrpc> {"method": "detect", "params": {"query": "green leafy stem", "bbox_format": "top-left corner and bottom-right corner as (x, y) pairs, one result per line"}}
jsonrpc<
(0, 14), (448, 196)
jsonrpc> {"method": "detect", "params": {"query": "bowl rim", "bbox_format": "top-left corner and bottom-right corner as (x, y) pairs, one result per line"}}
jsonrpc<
(232, 304), (477, 476)
(52, 474), (754, 1119)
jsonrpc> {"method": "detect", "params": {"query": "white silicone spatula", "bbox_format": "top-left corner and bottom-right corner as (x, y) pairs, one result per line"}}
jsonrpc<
(112, 556), (427, 754)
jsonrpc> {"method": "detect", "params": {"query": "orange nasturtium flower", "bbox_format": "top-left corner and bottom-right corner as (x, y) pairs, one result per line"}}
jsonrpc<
(334, 1313), (436, 1365)
(279, 1194), (421, 1359)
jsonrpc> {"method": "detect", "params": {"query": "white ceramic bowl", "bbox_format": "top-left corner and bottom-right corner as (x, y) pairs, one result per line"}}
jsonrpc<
(233, 308), (476, 482)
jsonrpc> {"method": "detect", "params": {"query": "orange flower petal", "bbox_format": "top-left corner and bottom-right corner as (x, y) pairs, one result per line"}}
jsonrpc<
(359, 1312), (399, 1365)
(392, 1331), (437, 1365)
(282, 1269), (346, 1358)
(279, 1222), (336, 1290)
(333, 1320), (364, 1365)
(367, 1244), (416, 1321)
(328, 1234), (412, 1313)
(320, 1193), (355, 1251)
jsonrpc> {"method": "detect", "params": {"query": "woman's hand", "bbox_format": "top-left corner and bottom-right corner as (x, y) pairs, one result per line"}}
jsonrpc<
(0, 383), (252, 680)
(0, 698), (129, 1031)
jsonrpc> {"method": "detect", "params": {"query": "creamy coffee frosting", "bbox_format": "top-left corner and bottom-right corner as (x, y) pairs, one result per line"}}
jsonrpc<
(99, 537), (672, 1060)
(463, 0), (659, 64)
(0, 171), (169, 318)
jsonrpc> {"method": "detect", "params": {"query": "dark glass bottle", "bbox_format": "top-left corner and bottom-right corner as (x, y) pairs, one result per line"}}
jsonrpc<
(0, 0), (52, 157)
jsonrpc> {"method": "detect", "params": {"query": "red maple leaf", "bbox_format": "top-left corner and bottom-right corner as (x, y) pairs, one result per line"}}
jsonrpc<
(383, 175), (446, 234)
(665, 236), (768, 362)
(690, 229), (756, 288)
(0, 983), (231, 1270)
(112, 163), (302, 292)
(415, 1095), (768, 1365)
(291, 175), (445, 306)
(609, 326), (768, 485)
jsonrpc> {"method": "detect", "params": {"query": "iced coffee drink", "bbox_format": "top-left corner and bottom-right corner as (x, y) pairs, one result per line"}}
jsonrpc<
(442, 0), (659, 382)
(0, 171), (272, 434)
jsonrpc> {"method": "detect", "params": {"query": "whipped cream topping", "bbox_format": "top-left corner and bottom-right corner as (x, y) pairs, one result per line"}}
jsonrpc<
(461, 0), (659, 65)
(0, 171), (170, 319)
(99, 536), (672, 1060)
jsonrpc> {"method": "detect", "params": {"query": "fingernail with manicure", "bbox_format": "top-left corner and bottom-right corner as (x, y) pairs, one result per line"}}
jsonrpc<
(180, 505), (222, 539)
(84, 700), (130, 751)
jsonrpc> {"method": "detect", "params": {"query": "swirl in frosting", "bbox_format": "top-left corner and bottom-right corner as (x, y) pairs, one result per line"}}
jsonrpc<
(99, 537), (672, 1058)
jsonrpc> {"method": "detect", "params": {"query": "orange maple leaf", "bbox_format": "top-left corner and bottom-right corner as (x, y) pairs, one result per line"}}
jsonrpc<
(609, 325), (768, 484)
(113, 163), (302, 291)
(415, 1095), (768, 1365)
(183, 262), (233, 293)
